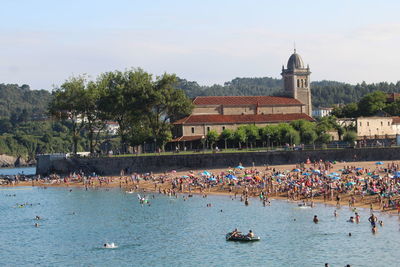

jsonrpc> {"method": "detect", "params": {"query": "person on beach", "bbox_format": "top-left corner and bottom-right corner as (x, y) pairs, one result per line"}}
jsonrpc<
(313, 215), (319, 223)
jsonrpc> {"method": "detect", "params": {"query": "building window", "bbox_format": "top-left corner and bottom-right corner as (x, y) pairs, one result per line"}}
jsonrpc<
(305, 79), (308, 87)
(388, 122), (391, 126)
(207, 127), (210, 132)
(297, 79), (300, 87)
(222, 126), (225, 131)
(359, 122), (362, 126)
(191, 127), (194, 134)
(367, 122), (369, 126)
(381, 121), (383, 126)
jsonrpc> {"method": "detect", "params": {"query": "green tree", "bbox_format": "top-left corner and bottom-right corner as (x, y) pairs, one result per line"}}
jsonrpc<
(358, 91), (387, 116)
(260, 125), (279, 147)
(234, 127), (247, 149)
(82, 81), (108, 154)
(49, 75), (87, 154)
(244, 125), (259, 148)
(97, 69), (153, 153)
(219, 129), (234, 149)
(343, 131), (357, 144)
(384, 99), (400, 116)
(207, 130), (219, 149)
(146, 73), (193, 151)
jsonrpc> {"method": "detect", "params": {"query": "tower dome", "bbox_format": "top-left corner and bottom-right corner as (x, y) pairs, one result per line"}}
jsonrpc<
(287, 50), (304, 70)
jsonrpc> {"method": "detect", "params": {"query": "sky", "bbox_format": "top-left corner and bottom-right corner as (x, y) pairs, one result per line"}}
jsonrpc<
(1, 0), (400, 90)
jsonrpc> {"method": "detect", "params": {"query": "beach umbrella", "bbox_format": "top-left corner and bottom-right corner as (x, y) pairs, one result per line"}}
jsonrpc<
(244, 176), (253, 180)
(235, 165), (245, 169)
(171, 170), (177, 173)
(329, 172), (339, 176)
(225, 174), (237, 180)
(372, 175), (381, 179)
(181, 175), (189, 178)
(208, 177), (217, 181)
(355, 168), (362, 171)
(331, 176), (341, 180)
(346, 182), (356, 186)
(375, 162), (384, 165)
(201, 171), (211, 176)
(302, 172), (311, 176)
(312, 170), (321, 173)
(293, 168), (301, 172)
(275, 173), (286, 177)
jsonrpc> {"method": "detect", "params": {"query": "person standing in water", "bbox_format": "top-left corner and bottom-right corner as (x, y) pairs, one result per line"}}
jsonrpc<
(313, 215), (319, 223)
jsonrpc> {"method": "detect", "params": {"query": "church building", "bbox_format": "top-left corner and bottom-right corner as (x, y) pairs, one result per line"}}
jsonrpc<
(171, 50), (314, 144)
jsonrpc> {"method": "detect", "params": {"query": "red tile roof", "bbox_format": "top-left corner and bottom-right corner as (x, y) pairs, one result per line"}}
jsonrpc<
(192, 96), (303, 106)
(173, 113), (314, 125)
(392, 116), (400, 124)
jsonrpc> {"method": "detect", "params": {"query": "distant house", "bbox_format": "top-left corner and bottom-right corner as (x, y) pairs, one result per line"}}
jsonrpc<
(312, 107), (333, 118)
(104, 121), (119, 135)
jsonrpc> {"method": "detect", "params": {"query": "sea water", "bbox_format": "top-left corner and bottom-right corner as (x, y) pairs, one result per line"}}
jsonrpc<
(0, 167), (36, 176)
(0, 187), (398, 267)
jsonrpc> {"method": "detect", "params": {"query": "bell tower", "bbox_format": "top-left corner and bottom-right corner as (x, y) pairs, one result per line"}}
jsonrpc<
(281, 49), (312, 116)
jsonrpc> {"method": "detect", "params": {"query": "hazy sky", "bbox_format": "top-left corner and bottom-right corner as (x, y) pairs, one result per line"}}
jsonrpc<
(1, 0), (400, 90)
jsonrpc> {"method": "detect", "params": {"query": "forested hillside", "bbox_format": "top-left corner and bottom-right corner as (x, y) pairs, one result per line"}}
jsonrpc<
(177, 78), (400, 108)
(0, 84), (51, 121)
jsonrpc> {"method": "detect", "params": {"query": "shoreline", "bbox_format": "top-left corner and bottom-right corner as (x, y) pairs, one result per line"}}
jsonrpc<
(3, 160), (400, 216)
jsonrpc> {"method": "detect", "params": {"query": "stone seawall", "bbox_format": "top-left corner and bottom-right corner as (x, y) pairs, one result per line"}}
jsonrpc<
(36, 147), (400, 176)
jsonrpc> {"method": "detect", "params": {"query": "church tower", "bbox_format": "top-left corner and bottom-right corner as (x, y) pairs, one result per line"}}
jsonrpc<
(281, 50), (312, 116)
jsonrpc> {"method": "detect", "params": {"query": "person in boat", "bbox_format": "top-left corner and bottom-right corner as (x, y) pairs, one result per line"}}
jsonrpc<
(313, 215), (319, 223)
(247, 230), (254, 238)
(231, 228), (241, 237)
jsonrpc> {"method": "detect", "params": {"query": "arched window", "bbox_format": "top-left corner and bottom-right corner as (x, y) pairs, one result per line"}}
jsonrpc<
(305, 79), (308, 87)
(301, 79), (304, 88)
(297, 79), (300, 87)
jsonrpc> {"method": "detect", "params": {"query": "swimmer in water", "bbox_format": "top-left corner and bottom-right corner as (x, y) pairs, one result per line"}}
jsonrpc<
(372, 225), (377, 234)
(355, 212), (360, 223)
(35, 216), (41, 220)
(313, 215), (319, 223)
(34, 223), (39, 227)
(348, 216), (355, 223)
(103, 242), (117, 248)
(334, 210), (337, 217)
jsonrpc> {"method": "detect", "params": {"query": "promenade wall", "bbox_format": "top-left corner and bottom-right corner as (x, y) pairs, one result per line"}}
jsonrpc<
(36, 147), (400, 176)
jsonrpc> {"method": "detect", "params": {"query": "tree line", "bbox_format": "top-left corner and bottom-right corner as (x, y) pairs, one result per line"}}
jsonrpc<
(332, 91), (400, 118)
(49, 69), (193, 154)
(177, 78), (400, 108)
(204, 117), (357, 150)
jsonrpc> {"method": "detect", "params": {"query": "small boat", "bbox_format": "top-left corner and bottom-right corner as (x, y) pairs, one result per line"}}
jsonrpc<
(226, 233), (260, 242)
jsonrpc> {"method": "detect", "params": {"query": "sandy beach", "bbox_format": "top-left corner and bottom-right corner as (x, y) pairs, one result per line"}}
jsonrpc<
(3, 160), (400, 215)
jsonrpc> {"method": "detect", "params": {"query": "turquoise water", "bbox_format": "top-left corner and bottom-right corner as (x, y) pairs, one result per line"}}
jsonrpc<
(1, 187), (398, 267)
(0, 167), (36, 176)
